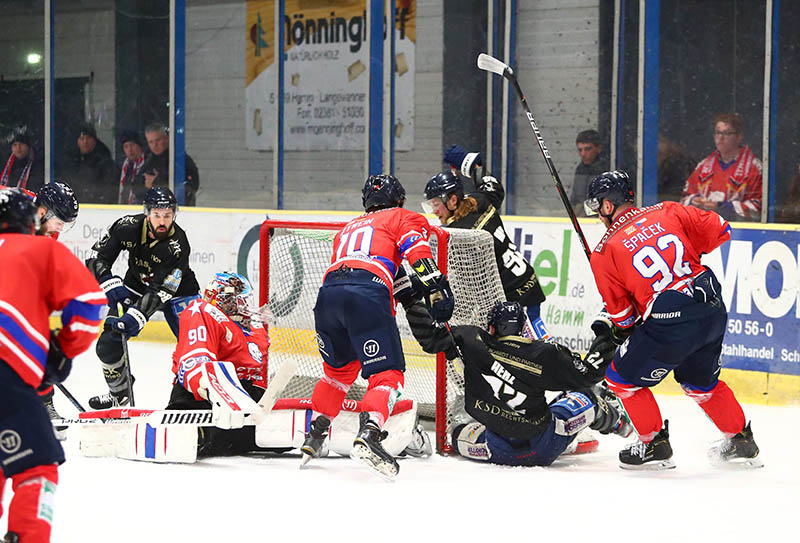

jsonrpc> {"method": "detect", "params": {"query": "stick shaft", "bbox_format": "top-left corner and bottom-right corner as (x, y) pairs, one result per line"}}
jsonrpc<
(117, 303), (136, 406)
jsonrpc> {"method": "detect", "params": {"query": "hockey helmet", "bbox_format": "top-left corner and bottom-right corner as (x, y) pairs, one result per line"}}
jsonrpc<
(35, 181), (79, 232)
(584, 170), (634, 217)
(0, 187), (39, 235)
(144, 186), (178, 215)
(203, 271), (256, 325)
(362, 174), (406, 211)
(488, 300), (525, 337)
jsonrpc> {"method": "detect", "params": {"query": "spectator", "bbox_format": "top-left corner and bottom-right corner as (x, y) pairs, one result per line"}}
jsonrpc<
(570, 129), (609, 216)
(61, 122), (120, 204)
(681, 113), (762, 222)
(118, 129), (146, 204)
(1, 125), (44, 193)
(657, 135), (695, 202)
(777, 162), (800, 224)
(134, 122), (200, 206)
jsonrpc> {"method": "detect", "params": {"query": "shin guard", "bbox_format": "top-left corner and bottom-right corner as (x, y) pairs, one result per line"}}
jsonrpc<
(8, 464), (58, 543)
(681, 380), (746, 437)
(311, 361), (360, 419)
(361, 370), (405, 427)
(607, 378), (663, 443)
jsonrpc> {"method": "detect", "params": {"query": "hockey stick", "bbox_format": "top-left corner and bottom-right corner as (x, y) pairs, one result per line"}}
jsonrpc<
(477, 53), (593, 263)
(56, 383), (88, 413)
(117, 302), (136, 406)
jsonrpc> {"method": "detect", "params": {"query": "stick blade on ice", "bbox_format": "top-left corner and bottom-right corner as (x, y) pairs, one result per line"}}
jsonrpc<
(477, 53), (510, 76)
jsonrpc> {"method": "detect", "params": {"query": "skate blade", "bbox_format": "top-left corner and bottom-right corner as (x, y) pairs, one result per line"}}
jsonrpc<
(350, 443), (398, 482)
(708, 452), (764, 470)
(619, 458), (676, 471)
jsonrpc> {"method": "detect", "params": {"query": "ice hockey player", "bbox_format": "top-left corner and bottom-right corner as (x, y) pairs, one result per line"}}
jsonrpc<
(426, 146), (548, 339)
(85, 186), (200, 409)
(0, 188), (105, 543)
(34, 180), (79, 239)
(584, 170), (762, 469)
(300, 174), (454, 479)
(411, 299), (631, 466)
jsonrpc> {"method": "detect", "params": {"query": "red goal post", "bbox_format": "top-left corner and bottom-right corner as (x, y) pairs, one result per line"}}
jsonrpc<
(258, 219), (506, 454)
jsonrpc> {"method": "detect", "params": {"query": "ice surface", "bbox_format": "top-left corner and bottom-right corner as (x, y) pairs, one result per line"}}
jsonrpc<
(3, 341), (797, 542)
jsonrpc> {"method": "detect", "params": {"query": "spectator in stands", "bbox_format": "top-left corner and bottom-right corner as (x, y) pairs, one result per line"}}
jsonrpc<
(657, 134), (695, 202)
(135, 122), (200, 206)
(118, 129), (146, 204)
(1, 125), (44, 193)
(570, 129), (609, 216)
(61, 122), (120, 204)
(681, 113), (762, 222)
(777, 162), (800, 224)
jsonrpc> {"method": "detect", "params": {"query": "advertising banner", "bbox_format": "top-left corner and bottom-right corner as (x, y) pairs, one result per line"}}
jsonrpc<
(245, 0), (416, 151)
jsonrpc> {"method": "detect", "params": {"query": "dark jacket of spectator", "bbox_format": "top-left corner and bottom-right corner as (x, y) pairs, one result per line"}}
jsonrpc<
(61, 125), (120, 204)
(134, 150), (199, 206)
(1, 127), (45, 192)
(570, 154), (609, 215)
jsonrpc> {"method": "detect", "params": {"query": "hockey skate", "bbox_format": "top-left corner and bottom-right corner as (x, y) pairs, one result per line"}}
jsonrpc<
(300, 415), (331, 467)
(88, 389), (130, 410)
(708, 421), (763, 469)
(42, 390), (67, 441)
(350, 412), (400, 481)
(3, 531), (19, 543)
(399, 421), (432, 458)
(619, 420), (675, 470)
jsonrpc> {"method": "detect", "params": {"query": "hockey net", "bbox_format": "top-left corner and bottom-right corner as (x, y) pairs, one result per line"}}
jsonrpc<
(258, 219), (506, 454)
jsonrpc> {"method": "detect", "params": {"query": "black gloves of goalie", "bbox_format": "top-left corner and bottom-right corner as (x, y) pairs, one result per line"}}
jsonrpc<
(38, 331), (73, 390)
(410, 257), (454, 323)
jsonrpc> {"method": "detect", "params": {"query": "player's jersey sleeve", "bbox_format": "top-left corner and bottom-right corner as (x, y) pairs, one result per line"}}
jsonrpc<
(590, 251), (638, 329)
(396, 209), (434, 264)
(85, 216), (128, 279)
(668, 201), (731, 255)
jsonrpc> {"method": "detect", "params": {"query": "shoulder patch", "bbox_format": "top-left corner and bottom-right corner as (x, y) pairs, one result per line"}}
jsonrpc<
(203, 303), (230, 324)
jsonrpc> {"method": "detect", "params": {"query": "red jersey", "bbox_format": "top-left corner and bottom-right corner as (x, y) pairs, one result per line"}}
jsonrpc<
(590, 201), (731, 329)
(681, 145), (762, 221)
(326, 207), (435, 289)
(0, 233), (106, 387)
(172, 299), (270, 391)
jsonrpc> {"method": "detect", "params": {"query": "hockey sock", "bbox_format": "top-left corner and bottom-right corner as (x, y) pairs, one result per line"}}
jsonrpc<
(361, 370), (404, 427)
(681, 380), (746, 437)
(8, 464), (58, 543)
(311, 360), (360, 419)
(1, 471), (6, 519)
(606, 378), (662, 443)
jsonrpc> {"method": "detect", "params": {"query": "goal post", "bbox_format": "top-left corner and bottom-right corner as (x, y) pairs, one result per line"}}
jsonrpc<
(258, 219), (506, 454)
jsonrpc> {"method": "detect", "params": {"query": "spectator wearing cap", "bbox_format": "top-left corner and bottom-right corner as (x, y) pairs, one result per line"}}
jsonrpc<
(134, 122), (200, 206)
(1, 125), (44, 192)
(118, 129), (146, 204)
(570, 129), (609, 216)
(61, 122), (120, 204)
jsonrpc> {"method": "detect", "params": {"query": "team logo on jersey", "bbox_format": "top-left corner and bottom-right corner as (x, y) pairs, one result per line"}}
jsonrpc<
(248, 341), (263, 363)
(363, 339), (380, 358)
(0, 430), (22, 454)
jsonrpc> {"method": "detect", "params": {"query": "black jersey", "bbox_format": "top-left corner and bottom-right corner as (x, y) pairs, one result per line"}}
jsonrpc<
(86, 213), (199, 318)
(452, 325), (603, 439)
(446, 182), (545, 306)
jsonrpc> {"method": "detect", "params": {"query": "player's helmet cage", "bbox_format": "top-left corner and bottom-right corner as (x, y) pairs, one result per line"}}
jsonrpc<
(422, 171), (464, 214)
(488, 301), (526, 337)
(0, 188), (40, 234)
(203, 272), (256, 325)
(35, 180), (79, 232)
(362, 174), (406, 211)
(584, 170), (634, 217)
(143, 186), (178, 215)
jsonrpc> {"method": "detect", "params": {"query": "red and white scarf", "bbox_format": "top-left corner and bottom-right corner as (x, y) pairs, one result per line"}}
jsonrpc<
(0, 148), (34, 189)
(119, 155), (145, 204)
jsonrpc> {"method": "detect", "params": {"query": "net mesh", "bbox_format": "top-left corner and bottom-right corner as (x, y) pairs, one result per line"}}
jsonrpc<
(260, 220), (506, 453)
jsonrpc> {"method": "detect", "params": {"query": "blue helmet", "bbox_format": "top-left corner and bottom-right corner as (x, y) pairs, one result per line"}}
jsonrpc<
(144, 186), (178, 214)
(488, 301), (525, 337)
(424, 170), (464, 203)
(584, 170), (634, 217)
(0, 188), (39, 234)
(35, 181), (79, 226)
(362, 174), (406, 211)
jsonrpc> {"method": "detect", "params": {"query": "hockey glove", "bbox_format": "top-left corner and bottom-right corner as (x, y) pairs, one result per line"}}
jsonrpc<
(477, 176), (502, 194)
(393, 267), (423, 310)
(195, 361), (263, 429)
(99, 275), (133, 309)
(591, 310), (634, 346)
(104, 307), (147, 337)
(39, 331), (73, 389)
(584, 334), (616, 374)
(411, 258), (454, 323)
(443, 144), (482, 178)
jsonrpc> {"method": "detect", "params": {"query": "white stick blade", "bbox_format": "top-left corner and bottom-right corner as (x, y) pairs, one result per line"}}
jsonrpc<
(477, 53), (509, 76)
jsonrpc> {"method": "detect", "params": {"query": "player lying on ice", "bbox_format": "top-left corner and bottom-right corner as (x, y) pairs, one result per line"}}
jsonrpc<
(409, 299), (633, 467)
(79, 271), (430, 464)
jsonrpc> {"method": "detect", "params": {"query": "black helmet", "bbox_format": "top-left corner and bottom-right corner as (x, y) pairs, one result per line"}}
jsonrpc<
(35, 181), (79, 226)
(584, 170), (634, 217)
(424, 170), (464, 203)
(144, 186), (178, 214)
(0, 188), (39, 234)
(362, 174), (406, 211)
(488, 300), (525, 337)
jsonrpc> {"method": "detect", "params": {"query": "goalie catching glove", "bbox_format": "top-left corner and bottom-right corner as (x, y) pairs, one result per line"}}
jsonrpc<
(178, 359), (262, 429)
(410, 257), (454, 323)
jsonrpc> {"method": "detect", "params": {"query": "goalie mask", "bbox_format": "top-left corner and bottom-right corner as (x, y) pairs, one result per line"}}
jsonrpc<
(203, 272), (256, 326)
(488, 301), (525, 337)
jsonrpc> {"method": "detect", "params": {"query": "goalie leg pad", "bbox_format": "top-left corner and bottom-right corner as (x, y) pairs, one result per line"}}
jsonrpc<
(361, 370), (404, 427)
(311, 360), (360, 418)
(80, 423), (199, 463)
(550, 391), (596, 437)
(452, 422), (491, 462)
(8, 464), (58, 543)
